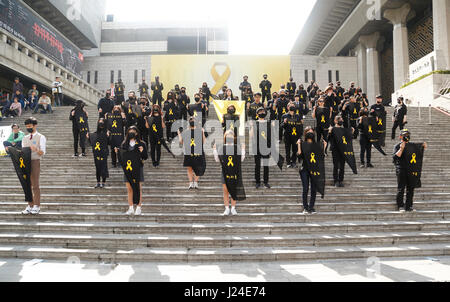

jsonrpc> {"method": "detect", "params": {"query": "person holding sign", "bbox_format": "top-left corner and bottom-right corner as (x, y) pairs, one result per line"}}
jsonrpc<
(21, 118), (46, 215)
(393, 129), (427, 212)
(116, 126), (148, 216)
(297, 127), (326, 214)
(70, 100), (89, 157)
(213, 130), (246, 216)
(87, 120), (110, 189)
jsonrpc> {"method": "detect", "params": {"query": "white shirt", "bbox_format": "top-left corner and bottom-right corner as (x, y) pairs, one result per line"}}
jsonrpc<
(22, 131), (47, 160)
(52, 81), (63, 94)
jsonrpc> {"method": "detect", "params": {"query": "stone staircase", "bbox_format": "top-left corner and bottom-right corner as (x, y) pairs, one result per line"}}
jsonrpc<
(0, 105), (449, 262)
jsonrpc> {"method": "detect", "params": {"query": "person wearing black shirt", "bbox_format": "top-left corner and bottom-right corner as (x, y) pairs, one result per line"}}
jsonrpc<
(393, 129), (427, 212)
(239, 76), (252, 101)
(188, 93), (207, 128)
(137, 98), (151, 150)
(151, 76), (164, 106)
(275, 92), (289, 142)
(267, 92), (279, 121)
(247, 93), (265, 121)
(146, 104), (165, 168)
(392, 97), (408, 140)
(177, 87), (190, 121)
(98, 90), (114, 119)
(296, 84), (308, 104)
(324, 86), (340, 124)
(348, 82), (356, 96)
(342, 95), (361, 135)
(292, 95), (310, 118)
(115, 79), (125, 105)
(122, 91), (140, 130)
(370, 95), (387, 147)
(106, 105), (126, 168)
(357, 108), (375, 168)
(328, 116), (353, 187)
(163, 92), (179, 142)
(250, 108), (272, 189)
(286, 77), (297, 101)
(282, 104), (303, 168)
(139, 79), (149, 98)
(201, 82), (211, 116)
(222, 105), (240, 137)
(259, 74), (272, 104)
(69, 100), (89, 157)
(312, 98), (332, 144)
(335, 81), (345, 101)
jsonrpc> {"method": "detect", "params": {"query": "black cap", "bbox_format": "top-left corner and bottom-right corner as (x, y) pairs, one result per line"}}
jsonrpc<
(376, 94), (382, 99)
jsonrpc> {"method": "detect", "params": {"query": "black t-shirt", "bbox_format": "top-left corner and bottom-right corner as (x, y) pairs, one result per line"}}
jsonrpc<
(394, 104), (407, 121)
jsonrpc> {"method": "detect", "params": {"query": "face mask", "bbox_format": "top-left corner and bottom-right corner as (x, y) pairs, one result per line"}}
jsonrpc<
(264, 77), (268, 80)
(195, 98), (201, 102)
(289, 107), (295, 112)
(106, 94), (111, 98)
(99, 123), (105, 128)
(337, 120), (344, 126)
(398, 101), (402, 105)
(305, 132), (315, 141)
(281, 95), (286, 99)
(181, 91), (186, 94)
(258, 113), (267, 119)
(228, 108), (236, 115)
(403, 135), (410, 142)
(128, 133), (136, 140)
(189, 121), (195, 127)
(26, 128), (34, 133)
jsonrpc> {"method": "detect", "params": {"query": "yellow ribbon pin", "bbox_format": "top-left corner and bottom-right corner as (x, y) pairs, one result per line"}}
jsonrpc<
(126, 160), (133, 171)
(411, 153), (417, 164)
(368, 125), (373, 133)
(378, 119), (383, 126)
(321, 115), (325, 123)
(190, 138), (196, 147)
(79, 117), (84, 123)
(95, 142), (101, 151)
(227, 156), (234, 167)
(19, 157), (25, 168)
(112, 120), (117, 128)
(342, 136), (348, 145)
(310, 153), (317, 164)
(153, 124), (157, 132)
(169, 109), (173, 115)
(292, 127), (297, 136)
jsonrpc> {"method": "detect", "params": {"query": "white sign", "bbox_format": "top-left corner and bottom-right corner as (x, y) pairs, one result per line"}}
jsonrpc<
(409, 52), (436, 82)
(0, 126), (12, 157)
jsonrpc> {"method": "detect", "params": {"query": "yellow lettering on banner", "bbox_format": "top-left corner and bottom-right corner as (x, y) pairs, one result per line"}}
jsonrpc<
(227, 156), (234, 167)
(411, 153), (417, 164)
(310, 153), (317, 164)
(126, 160), (133, 171)
(19, 157), (25, 168)
(95, 143), (101, 151)
(211, 63), (231, 96)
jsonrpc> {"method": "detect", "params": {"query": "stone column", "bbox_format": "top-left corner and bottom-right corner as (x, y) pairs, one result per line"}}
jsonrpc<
(433, 0), (450, 70)
(384, 3), (415, 91)
(1, 34), (7, 43)
(355, 43), (367, 92)
(359, 32), (382, 104)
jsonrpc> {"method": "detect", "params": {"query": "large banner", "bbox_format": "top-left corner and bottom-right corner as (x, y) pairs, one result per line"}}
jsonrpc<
(151, 55), (291, 98)
(0, 126), (12, 157)
(0, 0), (84, 77)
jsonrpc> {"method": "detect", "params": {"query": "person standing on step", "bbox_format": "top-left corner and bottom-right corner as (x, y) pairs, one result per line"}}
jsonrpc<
(116, 126), (148, 216)
(137, 98), (151, 150)
(98, 89), (114, 119)
(178, 117), (207, 190)
(247, 93), (265, 121)
(342, 95), (361, 138)
(151, 76), (164, 107)
(70, 100), (89, 157)
(213, 130), (246, 216)
(239, 75), (252, 101)
(282, 103), (303, 168)
(393, 129), (427, 212)
(259, 74), (272, 104)
(370, 95), (387, 147)
(163, 91), (179, 142)
(222, 104), (240, 136)
(146, 104), (166, 168)
(106, 105), (126, 168)
(392, 97), (408, 140)
(297, 127), (326, 214)
(177, 87), (190, 121)
(286, 77), (297, 101)
(21, 117), (46, 215)
(327, 116), (353, 187)
(115, 79), (125, 105)
(267, 92), (279, 122)
(87, 119), (109, 189)
(275, 91), (289, 142)
(312, 97), (332, 144)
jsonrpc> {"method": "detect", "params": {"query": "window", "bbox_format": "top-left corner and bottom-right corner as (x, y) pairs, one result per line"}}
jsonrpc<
(328, 70), (332, 83)
(336, 70), (340, 82)
(142, 70), (146, 80)
(134, 70), (138, 84)
(304, 70), (308, 83)
(87, 71), (91, 84)
(118, 70), (122, 80)
(312, 70), (316, 82)
(94, 71), (98, 84)
(110, 71), (114, 84)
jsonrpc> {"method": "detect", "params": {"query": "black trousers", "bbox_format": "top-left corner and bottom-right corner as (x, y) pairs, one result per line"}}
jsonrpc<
(392, 120), (406, 139)
(150, 138), (162, 166)
(152, 94), (163, 106)
(300, 169), (316, 210)
(262, 92), (271, 104)
(255, 155), (269, 184)
(332, 150), (345, 183)
(396, 169), (415, 210)
(111, 147), (119, 166)
(180, 109), (188, 121)
(359, 135), (372, 164)
(285, 137), (298, 165)
(73, 128), (86, 154)
(165, 121), (177, 141)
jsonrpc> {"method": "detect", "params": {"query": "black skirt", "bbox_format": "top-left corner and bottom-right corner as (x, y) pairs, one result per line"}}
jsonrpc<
(183, 154), (206, 177)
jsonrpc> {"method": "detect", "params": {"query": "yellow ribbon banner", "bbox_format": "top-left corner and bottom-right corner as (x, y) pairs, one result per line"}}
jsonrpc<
(211, 63), (231, 96)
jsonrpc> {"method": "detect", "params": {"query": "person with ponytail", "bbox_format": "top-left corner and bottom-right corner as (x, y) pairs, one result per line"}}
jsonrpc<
(87, 119), (110, 188)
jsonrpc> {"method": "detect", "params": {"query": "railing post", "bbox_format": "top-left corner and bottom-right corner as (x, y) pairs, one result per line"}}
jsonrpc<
(428, 104), (433, 125)
(418, 101), (421, 120)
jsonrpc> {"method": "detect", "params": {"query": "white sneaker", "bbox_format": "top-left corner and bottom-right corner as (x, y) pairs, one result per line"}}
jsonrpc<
(231, 207), (238, 216)
(193, 182), (199, 189)
(223, 207), (231, 216)
(22, 206), (32, 215)
(188, 182), (194, 190)
(135, 206), (142, 216)
(125, 207), (134, 216)
(30, 206), (40, 215)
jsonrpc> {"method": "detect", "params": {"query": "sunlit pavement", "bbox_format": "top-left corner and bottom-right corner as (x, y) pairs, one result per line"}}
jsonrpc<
(0, 257), (449, 282)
